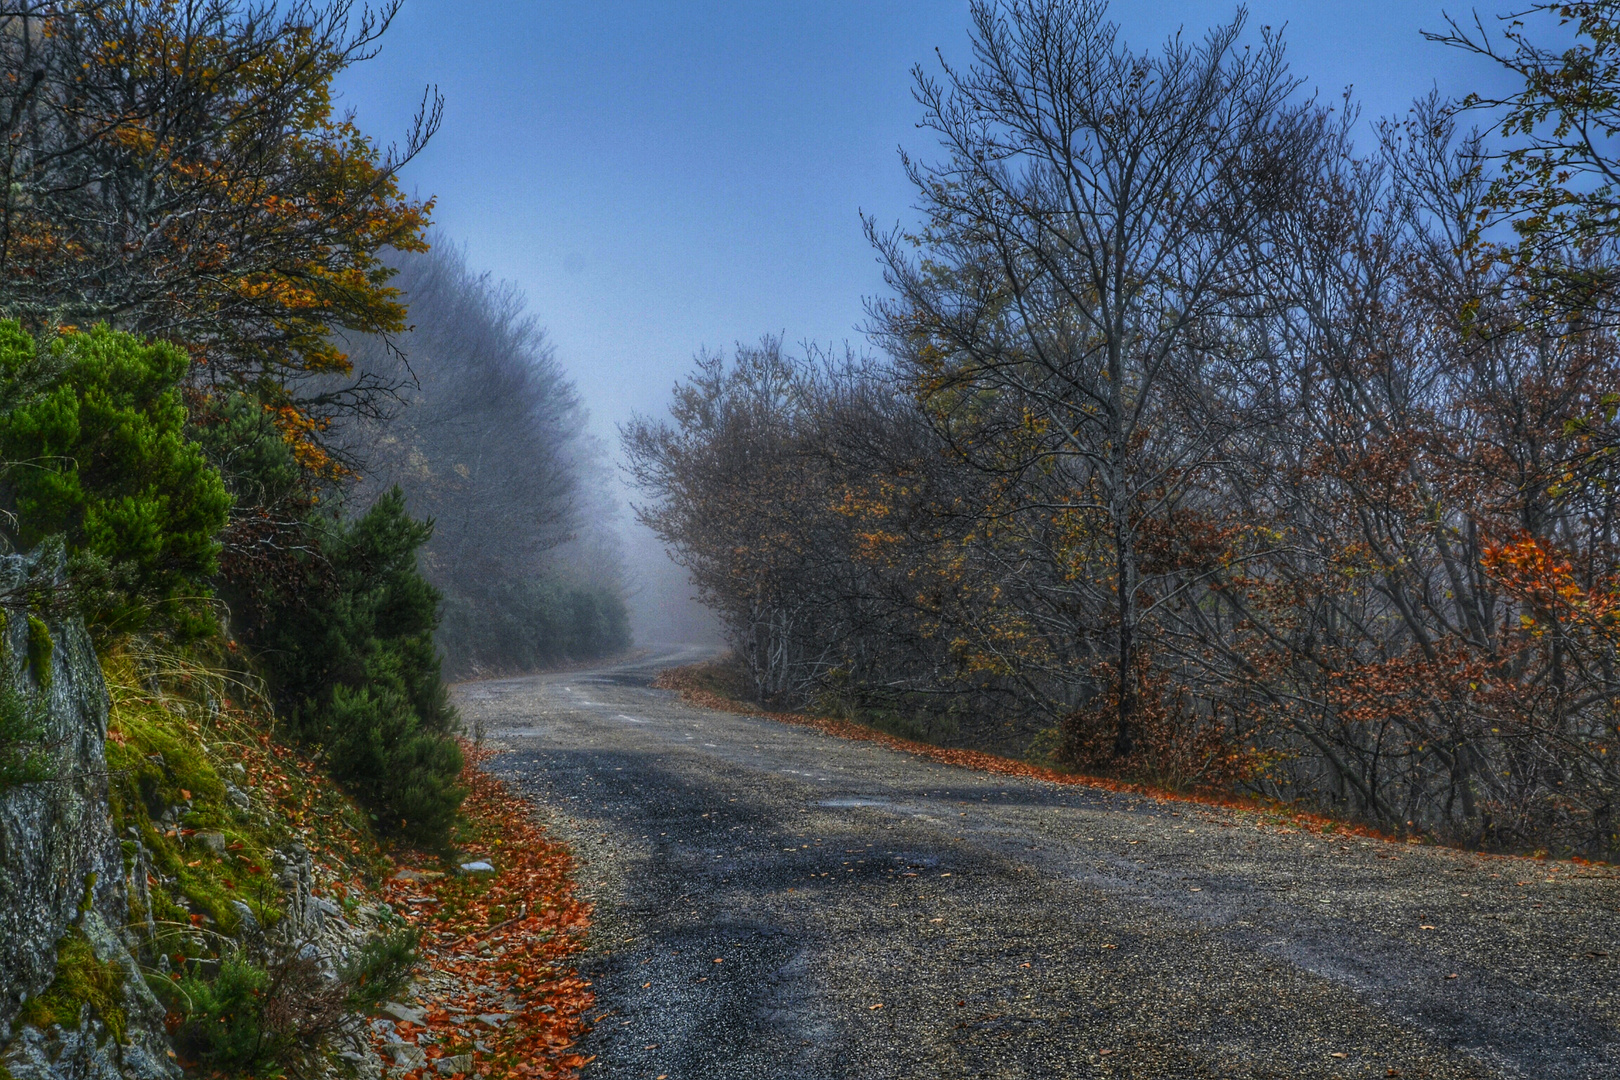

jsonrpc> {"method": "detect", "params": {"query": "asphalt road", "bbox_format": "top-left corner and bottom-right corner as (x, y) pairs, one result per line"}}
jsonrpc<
(455, 647), (1620, 1080)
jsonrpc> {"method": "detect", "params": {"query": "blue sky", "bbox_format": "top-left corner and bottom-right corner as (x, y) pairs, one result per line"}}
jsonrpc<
(335, 0), (1517, 442)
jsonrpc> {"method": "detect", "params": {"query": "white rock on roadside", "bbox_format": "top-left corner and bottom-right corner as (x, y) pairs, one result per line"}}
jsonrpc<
(434, 1052), (474, 1076)
(374, 1001), (426, 1026)
(386, 1044), (426, 1069)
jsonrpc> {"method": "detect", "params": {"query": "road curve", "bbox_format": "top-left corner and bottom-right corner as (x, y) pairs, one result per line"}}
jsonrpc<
(455, 647), (1620, 1080)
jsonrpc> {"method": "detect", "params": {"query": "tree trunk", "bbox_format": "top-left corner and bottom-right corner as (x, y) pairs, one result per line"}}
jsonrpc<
(1113, 521), (1137, 758)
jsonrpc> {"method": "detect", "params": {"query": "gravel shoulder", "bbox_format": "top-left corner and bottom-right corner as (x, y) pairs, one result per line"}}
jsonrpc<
(455, 648), (1620, 1080)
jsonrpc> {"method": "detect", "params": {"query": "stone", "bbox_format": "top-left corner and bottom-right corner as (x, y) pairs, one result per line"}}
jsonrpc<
(475, 1013), (511, 1026)
(224, 784), (250, 810)
(458, 860), (496, 876)
(375, 1001), (426, 1026)
(385, 1044), (426, 1068)
(229, 900), (259, 933)
(0, 544), (176, 1078)
(392, 867), (444, 882)
(196, 831), (226, 854)
(435, 1053), (474, 1076)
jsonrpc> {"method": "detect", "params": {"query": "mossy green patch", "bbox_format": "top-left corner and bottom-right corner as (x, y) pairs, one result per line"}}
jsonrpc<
(103, 653), (281, 935)
(100, 640), (396, 1016)
(17, 932), (127, 1044)
(25, 616), (51, 690)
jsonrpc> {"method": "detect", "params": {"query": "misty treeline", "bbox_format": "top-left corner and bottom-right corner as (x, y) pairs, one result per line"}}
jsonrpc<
(627, 0), (1620, 858)
(339, 245), (631, 679)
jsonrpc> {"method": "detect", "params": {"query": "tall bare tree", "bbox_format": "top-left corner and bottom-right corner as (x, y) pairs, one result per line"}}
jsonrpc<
(868, 0), (1322, 755)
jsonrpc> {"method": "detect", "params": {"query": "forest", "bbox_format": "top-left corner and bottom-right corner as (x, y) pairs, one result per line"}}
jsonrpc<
(0, 2), (625, 1075)
(0, 0), (629, 849)
(625, 0), (1620, 861)
(3, 2), (1618, 1077)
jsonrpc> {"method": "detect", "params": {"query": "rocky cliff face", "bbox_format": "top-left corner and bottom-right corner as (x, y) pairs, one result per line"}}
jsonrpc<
(0, 546), (176, 1080)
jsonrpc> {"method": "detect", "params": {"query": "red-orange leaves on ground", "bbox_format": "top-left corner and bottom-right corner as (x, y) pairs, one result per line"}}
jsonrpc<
(383, 749), (594, 1079)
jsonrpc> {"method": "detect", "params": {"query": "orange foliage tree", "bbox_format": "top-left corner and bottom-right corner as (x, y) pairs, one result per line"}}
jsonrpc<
(0, 0), (437, 476)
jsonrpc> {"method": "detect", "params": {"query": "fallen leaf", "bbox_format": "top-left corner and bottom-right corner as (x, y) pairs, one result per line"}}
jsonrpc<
(1445, 973), (1459, 980)
(1331, 1052), (1348, 1058)
(1420, 925), (1437, 930)
(869, 1003), (883, 1010)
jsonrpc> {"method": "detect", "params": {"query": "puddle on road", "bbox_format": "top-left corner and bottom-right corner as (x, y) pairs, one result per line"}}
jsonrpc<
(819, 797), (892, 808)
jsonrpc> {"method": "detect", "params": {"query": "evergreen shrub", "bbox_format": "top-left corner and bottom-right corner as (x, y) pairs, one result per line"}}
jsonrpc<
(253, 489), (464, 845)
(0, 322), (230, 635)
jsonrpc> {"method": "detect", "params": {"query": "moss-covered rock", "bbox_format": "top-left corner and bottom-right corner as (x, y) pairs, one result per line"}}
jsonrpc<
(17, 934), (126, 1045)
(101, 656), (281, 936)
(0, 545), (122, 1032)
(0, 546), (178, 1080)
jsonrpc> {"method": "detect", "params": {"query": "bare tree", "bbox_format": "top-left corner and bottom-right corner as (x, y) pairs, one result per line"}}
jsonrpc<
(868, 0), (1321, 755)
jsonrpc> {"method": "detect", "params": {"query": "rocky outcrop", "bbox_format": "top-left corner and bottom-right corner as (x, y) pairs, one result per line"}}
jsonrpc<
(0, 545), (177, 1080)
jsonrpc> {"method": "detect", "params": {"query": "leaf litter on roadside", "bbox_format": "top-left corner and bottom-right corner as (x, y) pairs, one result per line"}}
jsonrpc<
(379, 746), (594, 1079)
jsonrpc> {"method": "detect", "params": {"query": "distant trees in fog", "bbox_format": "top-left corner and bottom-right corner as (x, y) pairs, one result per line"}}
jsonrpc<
(343, 244), (630, 677)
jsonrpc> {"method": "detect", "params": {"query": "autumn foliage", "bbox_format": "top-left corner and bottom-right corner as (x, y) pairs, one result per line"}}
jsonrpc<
(0, 2), (434, 393)
(626, 1), (1620, 860)
(0, 3), (600, 1077)
(382, 748), (594, 1080)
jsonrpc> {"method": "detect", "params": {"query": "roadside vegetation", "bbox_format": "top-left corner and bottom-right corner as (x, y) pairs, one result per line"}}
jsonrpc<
(0, 1), (613, 1076)
(626, 0), (1620, 862)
